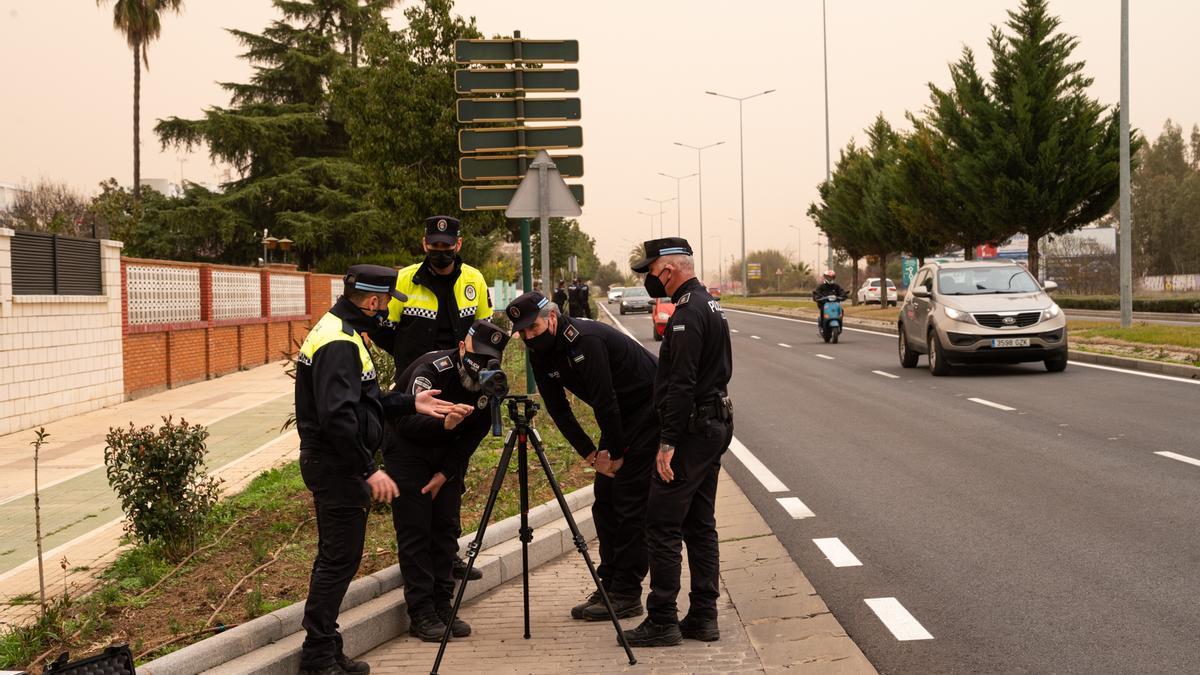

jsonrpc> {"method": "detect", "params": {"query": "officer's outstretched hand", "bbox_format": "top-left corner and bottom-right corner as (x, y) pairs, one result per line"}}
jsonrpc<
(656, 445), (675, 483)
(414, 389), (454, 418)
(367, 469), (399, 502)
(443, 409), (466, 430)
(421, 472), (448, 499)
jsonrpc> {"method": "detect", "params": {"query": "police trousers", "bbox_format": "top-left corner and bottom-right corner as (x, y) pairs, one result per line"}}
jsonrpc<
(592, 418), (658, 597)
(388, 453), (464, 616)
(299, 453), (370, 669)
(644, 416), (733, 624)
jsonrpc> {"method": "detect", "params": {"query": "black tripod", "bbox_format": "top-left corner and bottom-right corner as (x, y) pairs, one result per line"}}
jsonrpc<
(431, 395), (637, 674)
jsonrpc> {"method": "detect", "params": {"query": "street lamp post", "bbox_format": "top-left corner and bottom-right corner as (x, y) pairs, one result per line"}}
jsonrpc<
(706, 88), (776, 297)
(644, 197), (675, 238)
(674, 140), (724, 287)
(708, 235), (723, 288)
(636, 210), (657, 239)
(822, 0), (834, 272)
(657, 172), (698, 236)
(1119, 0), (1132, 328)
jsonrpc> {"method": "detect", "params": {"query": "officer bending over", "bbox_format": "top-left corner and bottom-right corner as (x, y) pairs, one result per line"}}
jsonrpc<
(623, 238), (734, 648)
(506, 291), (659, 622)
(295, 265), (455, 675)
(386, 320), (511, 642)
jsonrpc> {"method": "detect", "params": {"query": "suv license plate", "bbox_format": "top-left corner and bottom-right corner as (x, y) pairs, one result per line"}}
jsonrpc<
(991, 338), (1031, 348)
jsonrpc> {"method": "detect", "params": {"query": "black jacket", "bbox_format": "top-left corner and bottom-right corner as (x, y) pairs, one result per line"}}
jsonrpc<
(653, 278), (733, 446)
(295, 297), (415, 477)
(529, 315), (658, 460)
(386, 349), (491, 481)
(812, 281), (847, 301)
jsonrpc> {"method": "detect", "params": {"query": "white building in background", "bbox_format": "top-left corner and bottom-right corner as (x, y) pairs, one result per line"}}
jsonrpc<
(139, 178), (185, 199)
(0, 182), (28, 211)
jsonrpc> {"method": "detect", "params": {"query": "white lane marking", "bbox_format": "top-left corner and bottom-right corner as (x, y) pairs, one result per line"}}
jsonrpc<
(729, 438), (789, 493)
(1156, 451), (1200, 468)
(723, 306), (895, 337)
(865, 598), (934, 641)
(813, 537), (862, 567)
(815, 354), (835, 360)
(872, 370), (900, 379)
(777, 496), (815, 519)
(751, 335), (762, 340)
(731, 328), (740, 333)
(777, 343), (792, 348)
(1072, 361), (1200, 386)
(968, 397), (1016, 411)
(601, 303), (791, 496)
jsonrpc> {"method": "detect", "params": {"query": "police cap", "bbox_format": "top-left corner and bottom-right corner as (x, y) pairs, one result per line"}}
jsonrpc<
(424, 215), (461, 245)
(344, 264), (407, 302)
(631, 237), (694, 273)
(467, 320), (510, 361)
(505, 291), (550, 332)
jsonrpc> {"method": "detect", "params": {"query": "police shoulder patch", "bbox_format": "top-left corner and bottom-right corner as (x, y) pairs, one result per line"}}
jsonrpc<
(464, 284), (477, 301)
(413, 376), (433, 394)
(433, 356), (453, 372)
(564, 324), (580, 342)
(477, 395), (489, 409)
(678, 292), (691, 305)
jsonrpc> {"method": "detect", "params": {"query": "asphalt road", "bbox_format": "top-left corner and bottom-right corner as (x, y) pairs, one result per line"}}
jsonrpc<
(604, 301), (1200, 675)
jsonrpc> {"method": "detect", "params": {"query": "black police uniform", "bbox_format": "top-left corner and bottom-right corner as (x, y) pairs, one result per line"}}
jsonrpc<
(509, 293), (659, 605)
(385, 322), (509, 627)
(552, 283), (569, 309)
(634, 240), (734, 629)
(812, 280), (847, 330)
(295, 267), (413, 671)
(568, 280), (591, 318)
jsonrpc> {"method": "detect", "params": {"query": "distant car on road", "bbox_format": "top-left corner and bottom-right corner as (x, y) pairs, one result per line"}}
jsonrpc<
(607, 286), (625, 304)
(898, 261), (1067, 375)
(619, 286), (654, 314)
(857, 278), (898, 306)
(707, 286), (722, 299)
(652, 297), (676, 341)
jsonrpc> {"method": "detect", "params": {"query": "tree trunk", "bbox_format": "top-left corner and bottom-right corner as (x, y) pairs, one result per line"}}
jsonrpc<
(963, 241), (975, 261)
(878, 253), (889, 309)
(133, 43), (141, 205)
(851, 257), (861, 305)
(1027, 233), (1041, 280)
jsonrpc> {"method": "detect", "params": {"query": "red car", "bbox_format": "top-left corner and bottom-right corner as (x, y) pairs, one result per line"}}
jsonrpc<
(652, 297), (676, 341)
(707, 286), (722, 299)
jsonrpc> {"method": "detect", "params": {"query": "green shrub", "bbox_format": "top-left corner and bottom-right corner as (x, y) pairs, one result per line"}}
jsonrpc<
(104, 417), (221, 562)
(1057, 295), (1200, 313)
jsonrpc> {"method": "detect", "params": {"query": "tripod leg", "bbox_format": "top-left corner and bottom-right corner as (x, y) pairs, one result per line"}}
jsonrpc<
(518, 436), (532, 639)
(431, 429), (517, 675)
(528, 429), (638, 666)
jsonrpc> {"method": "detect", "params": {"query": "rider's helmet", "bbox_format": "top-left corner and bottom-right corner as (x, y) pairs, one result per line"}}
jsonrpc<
(822, 269), (836, 282)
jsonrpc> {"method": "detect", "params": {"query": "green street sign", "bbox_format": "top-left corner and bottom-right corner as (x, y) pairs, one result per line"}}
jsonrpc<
(454, 39), (579, 64)
(460, 155), (584, 181)
(455, 68), (579, 94)
(460, 184), (584, 211)
(456, 97), (581, 124)
(459, 126), (583, 153)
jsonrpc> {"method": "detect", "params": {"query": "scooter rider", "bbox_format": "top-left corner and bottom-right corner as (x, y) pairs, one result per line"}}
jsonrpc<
(811, 270), (847, 332)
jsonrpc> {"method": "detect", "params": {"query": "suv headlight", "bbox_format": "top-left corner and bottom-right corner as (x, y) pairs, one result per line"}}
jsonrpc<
(1043, 303), (1061, 320)
(943, 306), (975, 324)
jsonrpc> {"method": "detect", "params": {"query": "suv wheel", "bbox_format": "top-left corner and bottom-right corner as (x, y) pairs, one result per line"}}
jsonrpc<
(1045, 353), (1068, 373)
(928, 329), (951, 376)
(898, 326), (919, 368)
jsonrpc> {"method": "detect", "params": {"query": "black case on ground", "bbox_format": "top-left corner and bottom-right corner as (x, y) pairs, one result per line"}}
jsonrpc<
(43, 644), (135, 675)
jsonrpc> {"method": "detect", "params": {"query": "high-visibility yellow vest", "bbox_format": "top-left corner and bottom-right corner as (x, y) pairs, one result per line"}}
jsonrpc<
(387, 262), (492, 324)
(298, 311), (377, 382)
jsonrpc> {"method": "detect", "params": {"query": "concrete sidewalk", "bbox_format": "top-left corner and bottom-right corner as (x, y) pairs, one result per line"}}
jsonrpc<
(362, 471), (876, 674)
(0, 363), (298, 628)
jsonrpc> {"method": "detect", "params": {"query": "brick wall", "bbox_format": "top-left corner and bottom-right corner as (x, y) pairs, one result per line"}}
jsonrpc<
(0, 229), (125, 435)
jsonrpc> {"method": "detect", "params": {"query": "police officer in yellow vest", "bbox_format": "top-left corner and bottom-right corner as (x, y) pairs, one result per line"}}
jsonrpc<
(296, 264), (456, 675)
(368, 215), (492, 581)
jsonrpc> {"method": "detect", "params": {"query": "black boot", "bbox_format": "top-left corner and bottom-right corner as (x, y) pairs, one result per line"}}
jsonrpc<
(452, 556), (483, 581)
(436, 604), (472, 638)
(408, 610), (450, 642)
(570, 590), (603, 620)
(621, 618), (682, 647)
(679, 614), (720, 642)
(299, 665), (349, 675)
(582, 592), (643, 621)
(335, 652), (370, 674)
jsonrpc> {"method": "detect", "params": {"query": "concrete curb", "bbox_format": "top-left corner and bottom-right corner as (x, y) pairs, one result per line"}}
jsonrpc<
(723, 304), (1200, 380)
(140, 485), (596, 675)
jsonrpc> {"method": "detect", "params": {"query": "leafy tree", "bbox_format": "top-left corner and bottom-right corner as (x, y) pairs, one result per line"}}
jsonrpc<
(592, 261), (625, 291)
(97, 0), (184, 208)
(1125, 120), (1200, 276)
(0, 180), (91, 236)
(531, 218), (599, 281)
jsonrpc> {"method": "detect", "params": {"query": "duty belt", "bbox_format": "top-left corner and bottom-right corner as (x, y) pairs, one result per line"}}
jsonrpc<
(691, 393), (733, 425)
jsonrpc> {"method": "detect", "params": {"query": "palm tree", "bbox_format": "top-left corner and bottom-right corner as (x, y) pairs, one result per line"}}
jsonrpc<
(98, 0), (184, 206)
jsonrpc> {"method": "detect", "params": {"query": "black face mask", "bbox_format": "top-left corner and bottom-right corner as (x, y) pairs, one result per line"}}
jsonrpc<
(524, 326), (556, 353)
(461, 352), (489, 380)
(427, 250), (456, 270)
(644, 269), (669, 298)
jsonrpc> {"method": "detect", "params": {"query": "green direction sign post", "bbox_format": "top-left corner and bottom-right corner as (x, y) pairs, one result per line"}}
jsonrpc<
(454, 39), (579, 64)
(460, 184), (584, 211)
(455, 68), (579, 94)
(459, 126), (583, 153)
(456, 97), (581, 123)
(460, 155), (583, 181)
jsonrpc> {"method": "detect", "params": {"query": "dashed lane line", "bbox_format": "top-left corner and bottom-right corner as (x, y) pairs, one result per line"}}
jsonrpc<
(777, 343), (792, 349)
(967, 397), (1016, 412)
(865, 597), (934, 641)
(872, 370), (901, 379)
(813, 537), (862, 567)
(777, 496), (815, 519)
(1155, 451), (1200, 468)
(750, 335), (762, 340)
(816, 354), (835, 360)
